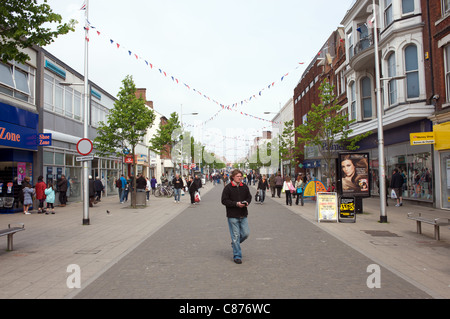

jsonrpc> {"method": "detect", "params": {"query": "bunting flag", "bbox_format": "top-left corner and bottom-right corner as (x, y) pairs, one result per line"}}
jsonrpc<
(86, 20), (305, 125)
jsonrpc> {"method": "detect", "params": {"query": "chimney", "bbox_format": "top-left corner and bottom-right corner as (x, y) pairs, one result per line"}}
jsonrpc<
(135, 88), (154, 109)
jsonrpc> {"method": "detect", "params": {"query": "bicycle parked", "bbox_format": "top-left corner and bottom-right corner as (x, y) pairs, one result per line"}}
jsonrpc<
(154, 183), (174, 198)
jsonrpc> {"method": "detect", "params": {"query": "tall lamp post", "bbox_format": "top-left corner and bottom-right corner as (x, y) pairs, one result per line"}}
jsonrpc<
(179, 104), (198, 178)
(82, 0), (90, 225)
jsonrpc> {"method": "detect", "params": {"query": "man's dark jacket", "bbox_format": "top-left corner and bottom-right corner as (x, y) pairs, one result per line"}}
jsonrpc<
(221, 181), (252, 218)
(390, 172), (403, 189)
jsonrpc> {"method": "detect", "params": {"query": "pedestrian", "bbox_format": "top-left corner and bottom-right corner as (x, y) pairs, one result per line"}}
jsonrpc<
(257, 174), (269, 204)
(88, 175), (95, 207)
(269, 174), (276, 197)
(44, 181), (56, 214)
(172, 173), (184, 203)
(186, 176), (198, 205)
(116, 176), (123, 201)
(57, 174), (68, 207)
(94, 176), (104, 202)
(22, 177), (34, 215)
(221, 169), (252, 264)
(150, 176), (157, 195)
(119, 174), (127, 203)
(35, 176), (46, 213)
(275, 172), (283, 198)
(295, 174), (304, 206)
(194, 175), (202, 194)
(146, 177), (151, 201)
(390, 169), (404, 207)
(282, 176), (294, 206)
(136, 174), (146, 193)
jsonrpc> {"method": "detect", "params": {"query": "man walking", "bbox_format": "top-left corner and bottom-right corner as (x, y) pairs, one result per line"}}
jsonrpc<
(172, 173), (184, 203)
(390, 169), (404, 207)
(221, 169), (252, 264)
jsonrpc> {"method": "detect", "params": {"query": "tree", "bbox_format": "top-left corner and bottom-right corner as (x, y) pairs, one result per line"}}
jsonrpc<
(94, 75), (155, 208)
(279, 120), (299, 177)
(148, 112), (181, 157)
(295, 80), (370, 185)
(0, 0), (76, 64)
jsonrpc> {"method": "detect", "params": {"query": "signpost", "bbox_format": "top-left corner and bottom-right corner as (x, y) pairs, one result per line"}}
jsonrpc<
(77, 138), (93, 226)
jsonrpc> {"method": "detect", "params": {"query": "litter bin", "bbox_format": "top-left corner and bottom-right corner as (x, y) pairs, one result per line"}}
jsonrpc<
(136, 191), (147, 206)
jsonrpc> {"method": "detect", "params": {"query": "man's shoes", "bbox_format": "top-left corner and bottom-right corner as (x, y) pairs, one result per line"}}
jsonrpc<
(234, 259), (242, 264)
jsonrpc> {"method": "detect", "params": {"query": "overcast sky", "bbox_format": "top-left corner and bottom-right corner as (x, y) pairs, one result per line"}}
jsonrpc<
(41, 0), (354, 162)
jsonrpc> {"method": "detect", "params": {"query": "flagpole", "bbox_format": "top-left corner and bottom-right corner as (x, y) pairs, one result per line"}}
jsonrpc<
(83, 0), (90, 225)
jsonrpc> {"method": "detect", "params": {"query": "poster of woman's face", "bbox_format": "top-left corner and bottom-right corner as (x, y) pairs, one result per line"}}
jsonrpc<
(338, 153), (370, 197)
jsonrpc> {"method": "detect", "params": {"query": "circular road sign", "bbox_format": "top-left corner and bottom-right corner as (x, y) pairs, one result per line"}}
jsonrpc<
(77, 138), (93, 156)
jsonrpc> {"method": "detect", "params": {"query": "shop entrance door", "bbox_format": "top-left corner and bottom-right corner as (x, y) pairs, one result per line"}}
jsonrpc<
(440, 151), (450, 209)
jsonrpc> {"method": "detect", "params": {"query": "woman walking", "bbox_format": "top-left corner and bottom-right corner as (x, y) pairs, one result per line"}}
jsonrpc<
(294, 174), (304, 206)
(282, 176), (294, 206)
(22, 178), (34, 215)
(187, 176), (198, 205)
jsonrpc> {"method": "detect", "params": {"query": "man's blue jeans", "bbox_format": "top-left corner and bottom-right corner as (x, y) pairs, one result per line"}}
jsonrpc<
(174, 188), (181, 202)
(227, 217), (249, 260)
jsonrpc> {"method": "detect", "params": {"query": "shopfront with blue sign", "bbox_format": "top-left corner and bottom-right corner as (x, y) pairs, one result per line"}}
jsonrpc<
(0, 102), (39, 213)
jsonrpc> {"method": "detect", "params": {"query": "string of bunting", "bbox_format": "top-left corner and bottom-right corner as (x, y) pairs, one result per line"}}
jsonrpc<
(84, 20), (305, 126)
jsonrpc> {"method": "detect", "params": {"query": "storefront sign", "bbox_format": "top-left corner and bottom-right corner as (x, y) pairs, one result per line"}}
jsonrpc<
(410, 132), (435, 145)
(0, 121), (38, 151)
(316, 192), (338, 222)
(38, 133), (52, 146)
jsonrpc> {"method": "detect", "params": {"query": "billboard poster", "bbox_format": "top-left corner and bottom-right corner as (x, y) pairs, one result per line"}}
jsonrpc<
(338, 152), (370, 198)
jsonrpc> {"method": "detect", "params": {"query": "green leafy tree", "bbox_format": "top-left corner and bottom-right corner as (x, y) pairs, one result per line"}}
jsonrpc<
(0, 0), (76, 63)
(295, 80), (370, 185)
(94, 75), (155, 207)
(148, 112), (181, 157)
(279, 120), (298, 176)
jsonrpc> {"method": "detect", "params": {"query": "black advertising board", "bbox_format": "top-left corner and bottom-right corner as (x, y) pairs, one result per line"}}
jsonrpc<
(339, 196), (356, 223)
(337, 152), (370, 198)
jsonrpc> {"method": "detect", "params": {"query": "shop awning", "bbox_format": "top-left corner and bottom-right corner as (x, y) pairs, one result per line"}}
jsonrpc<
(303, 159), (321, 168)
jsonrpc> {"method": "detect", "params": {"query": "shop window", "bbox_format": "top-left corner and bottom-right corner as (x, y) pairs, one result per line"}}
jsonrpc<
(405, 44), (419, 98)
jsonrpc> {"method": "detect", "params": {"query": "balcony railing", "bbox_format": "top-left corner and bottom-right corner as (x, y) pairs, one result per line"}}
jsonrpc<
(353, 33), (374, 56)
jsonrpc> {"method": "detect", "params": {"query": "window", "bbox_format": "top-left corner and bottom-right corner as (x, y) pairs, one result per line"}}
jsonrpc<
(402, 0), (414, 14)
(387, 52), (397, 105)
(0, 61), (35, 103)
(443, 0), (450, 16)
(385, 0), (393, 26)
(350, 82), (356, 121)
(445, 45), (450, 103)
(347, 29), (354, 59)
(405, 45), (420, 98)
(361, 77), (372, 118)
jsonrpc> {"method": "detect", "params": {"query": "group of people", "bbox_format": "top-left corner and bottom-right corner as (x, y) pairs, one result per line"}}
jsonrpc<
(20, 175), (69, 214)
(115, 173), (204, 205)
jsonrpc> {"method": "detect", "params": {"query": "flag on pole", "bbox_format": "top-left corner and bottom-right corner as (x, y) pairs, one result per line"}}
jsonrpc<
(80, 1), (87, 10)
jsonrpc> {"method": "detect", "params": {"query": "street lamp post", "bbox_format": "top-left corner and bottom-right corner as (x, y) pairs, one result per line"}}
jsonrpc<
(179, 104), (198, 178)
(82, 0), (90, 225)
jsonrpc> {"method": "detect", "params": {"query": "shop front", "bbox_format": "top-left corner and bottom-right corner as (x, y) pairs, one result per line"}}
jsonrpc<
(358, 120), (434, 204)
(433, 122), (450, 210)
(0, 102), (38, 213)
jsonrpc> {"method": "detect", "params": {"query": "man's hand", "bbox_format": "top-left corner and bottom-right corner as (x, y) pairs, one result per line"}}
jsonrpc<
(237, 202), (246, 208)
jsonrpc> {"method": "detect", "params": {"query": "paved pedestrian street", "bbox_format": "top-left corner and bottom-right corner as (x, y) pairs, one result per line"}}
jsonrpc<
(73, 185), (430, 300)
